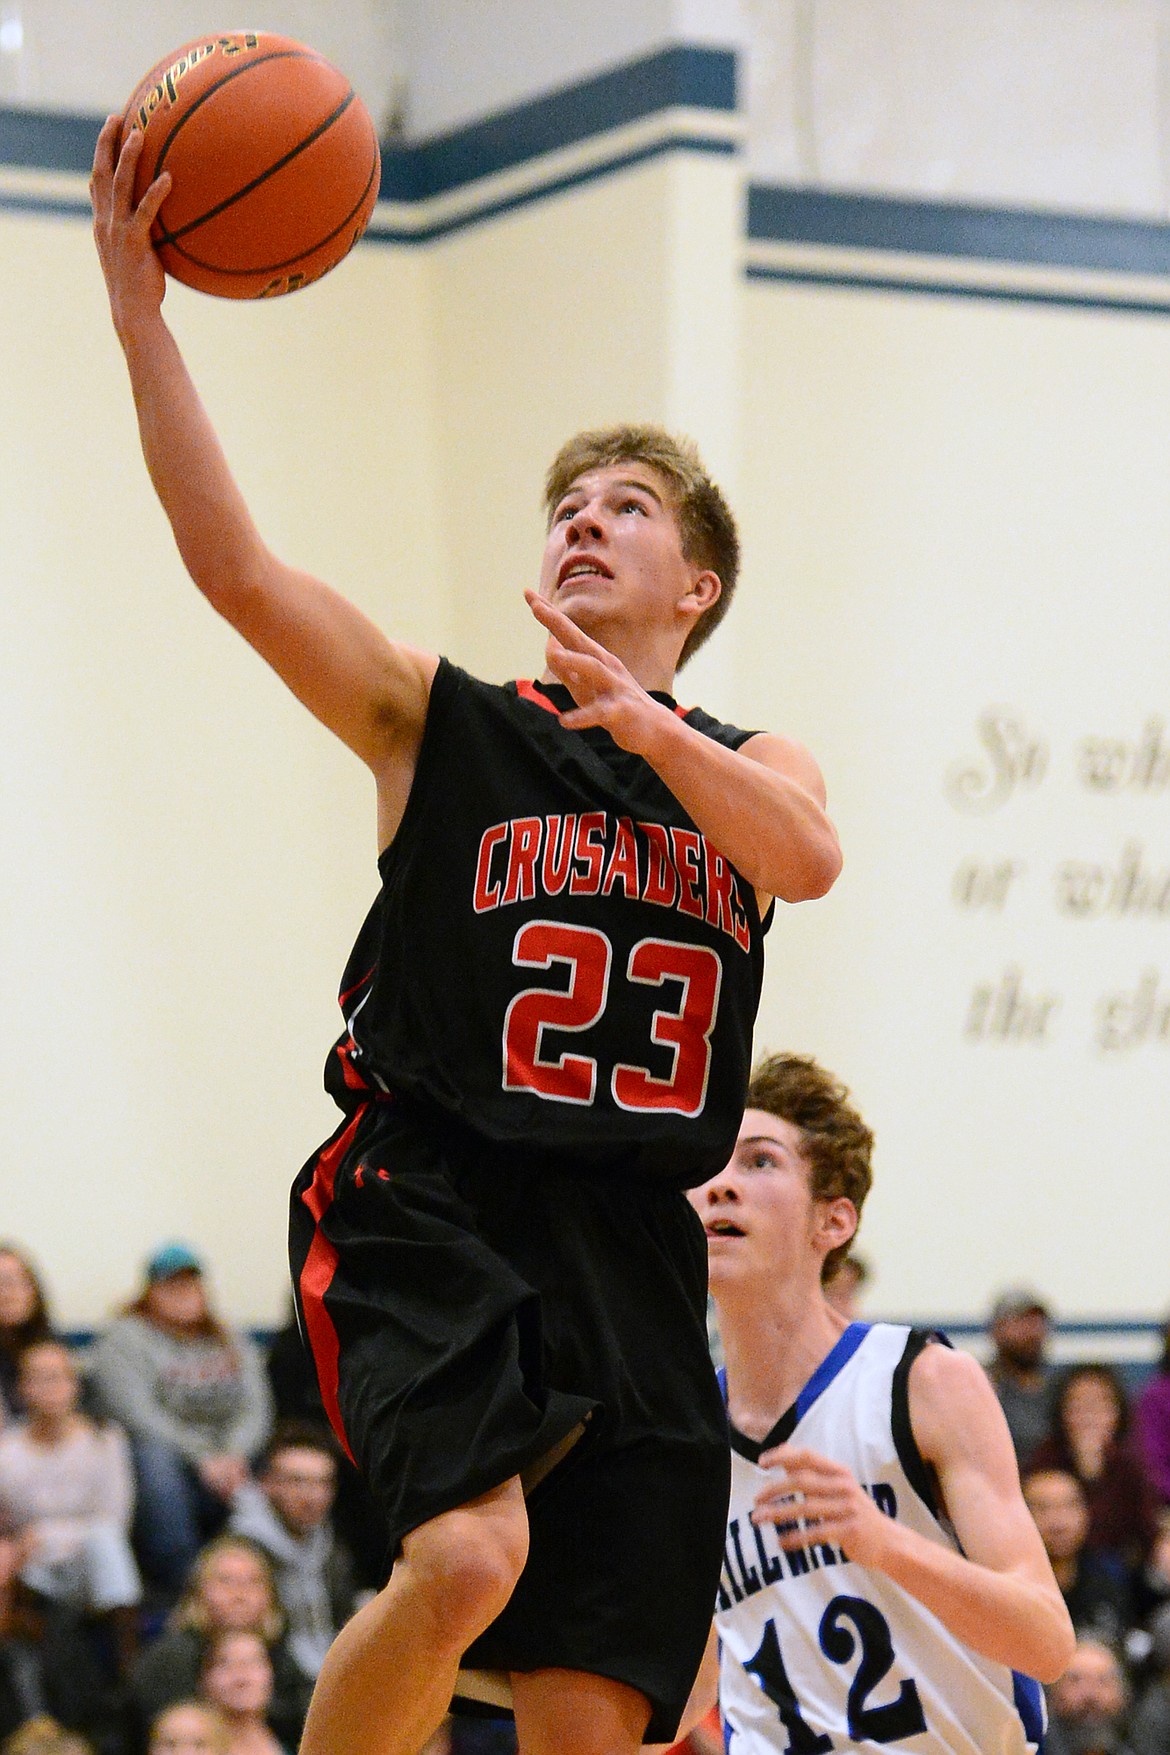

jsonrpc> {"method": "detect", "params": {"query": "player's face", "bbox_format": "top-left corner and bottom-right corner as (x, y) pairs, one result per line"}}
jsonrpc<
(688, 1109), (824, 1293)
(538, 462), (715, 646)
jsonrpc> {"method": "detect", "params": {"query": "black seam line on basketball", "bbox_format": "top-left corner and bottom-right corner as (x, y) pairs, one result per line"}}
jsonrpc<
(165, 150), (378, 276)
(156, 91), (358, 247)
(152, 50), (319, 178)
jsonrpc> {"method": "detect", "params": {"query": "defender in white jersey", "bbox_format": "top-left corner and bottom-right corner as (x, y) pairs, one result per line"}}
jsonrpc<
(660, 1053), (1074, 1755)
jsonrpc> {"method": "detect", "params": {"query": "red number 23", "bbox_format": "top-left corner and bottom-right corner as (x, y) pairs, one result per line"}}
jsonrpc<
(502, 920), (722, 1117)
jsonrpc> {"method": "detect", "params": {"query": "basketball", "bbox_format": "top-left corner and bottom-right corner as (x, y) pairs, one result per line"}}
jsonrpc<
(120, 32), (381, 299)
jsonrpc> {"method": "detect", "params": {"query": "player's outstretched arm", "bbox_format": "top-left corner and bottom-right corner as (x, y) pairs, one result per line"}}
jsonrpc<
(90, 116), (437, 783)
(753, 1346), (1075, 1683)
(527, 592), (841, 908)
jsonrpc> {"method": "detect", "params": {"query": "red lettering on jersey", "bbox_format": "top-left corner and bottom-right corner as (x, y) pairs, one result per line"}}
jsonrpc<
(473, 823), (508, 912)
(602, 816), (640, 899)
(671, 827), (704, 918)
(732, 895), (751, 953)
(705, 842), (735, 936)
(502, 816), (543, 905)
(542, 814), (575, 896)
(570, 812), (606, 895)
(640, 823), (678, 907)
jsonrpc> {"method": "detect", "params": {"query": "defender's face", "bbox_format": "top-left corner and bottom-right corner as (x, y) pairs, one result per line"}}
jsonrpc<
(538, 462), (711, 642)
(688, 1109), (820, 1292)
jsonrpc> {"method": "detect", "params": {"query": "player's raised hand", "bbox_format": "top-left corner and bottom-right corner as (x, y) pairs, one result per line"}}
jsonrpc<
(525, 589), (668, 754)
(90, 115), (171, 331)
(753, 1444), (897, 1569)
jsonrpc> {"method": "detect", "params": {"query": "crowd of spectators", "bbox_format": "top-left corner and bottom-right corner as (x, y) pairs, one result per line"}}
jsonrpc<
(4, 1242), (1170, 1755)
(0, 1241), (382, 1755)
(988, 1287), (1170, 1755)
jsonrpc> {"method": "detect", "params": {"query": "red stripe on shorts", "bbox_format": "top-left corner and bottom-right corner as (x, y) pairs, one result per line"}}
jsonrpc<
(298, 1106), (367, 1466)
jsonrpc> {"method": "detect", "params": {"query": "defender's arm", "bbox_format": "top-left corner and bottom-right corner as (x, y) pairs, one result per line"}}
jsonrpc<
(754, 1345), (1075, 1683)
(90, 117), (437, 804)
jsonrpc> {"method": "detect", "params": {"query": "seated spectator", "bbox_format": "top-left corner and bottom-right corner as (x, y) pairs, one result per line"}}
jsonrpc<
(0, 1252), (54, 1425)
(0, 1540), (112, 1751)
(197, 1632), (287, 1755)
(1134, 1509), (1170, 1631)
(227, 1423), (356, 1682)
(89, 1247), (272, 1597)
(1128, 1600), (1170, 1755)
(0, 1718), (95, 1755)
(1045, 1635), (1136, 1755)
(1135, 1318), (1170, 1508)
(1023, 1468), (1134, 1643)
(1030, 1363), (1158, 1574)
(263, 1306), (387, 1594)
(986, 1286), (1054, 1465)
(147, 1700), (228, 1755)
(128, 1537), (309, 1754)
(0, 1341), (141, 1677)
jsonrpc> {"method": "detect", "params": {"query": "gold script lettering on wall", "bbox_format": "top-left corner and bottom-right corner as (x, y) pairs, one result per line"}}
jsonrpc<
(946, 708), (1170, 1054)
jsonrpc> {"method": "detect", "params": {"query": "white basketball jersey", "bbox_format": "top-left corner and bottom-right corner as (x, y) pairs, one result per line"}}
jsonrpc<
(715, 1323), (1045, 1755)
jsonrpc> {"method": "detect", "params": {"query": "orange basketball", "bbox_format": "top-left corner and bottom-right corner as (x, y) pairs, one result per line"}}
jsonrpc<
(120, 32), (381, 299)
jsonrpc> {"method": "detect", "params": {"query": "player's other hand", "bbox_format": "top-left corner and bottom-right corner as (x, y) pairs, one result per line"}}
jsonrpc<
(525, 589), (667, 756)
(753, 1443), (897, 1570)
(90, 115), (171, 332)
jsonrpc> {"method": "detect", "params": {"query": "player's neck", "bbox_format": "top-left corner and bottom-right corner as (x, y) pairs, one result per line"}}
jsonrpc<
(717, 1280), (851, 1443)
(538, 620), (682, 697)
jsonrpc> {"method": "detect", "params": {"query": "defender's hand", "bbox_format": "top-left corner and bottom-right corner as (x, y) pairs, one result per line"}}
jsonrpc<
(90, 115), (172, 333)
(526, 590), (668, 755)
(753, 1444), (898, 1569)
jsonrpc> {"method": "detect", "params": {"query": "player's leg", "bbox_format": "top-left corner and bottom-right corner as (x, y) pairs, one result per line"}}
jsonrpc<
(299, 1475), (529, 1755)
(511, 1668), (651, 1755)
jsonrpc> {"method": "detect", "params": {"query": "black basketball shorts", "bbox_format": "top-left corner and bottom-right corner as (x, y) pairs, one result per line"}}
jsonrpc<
(288, 1092), (730, 1741)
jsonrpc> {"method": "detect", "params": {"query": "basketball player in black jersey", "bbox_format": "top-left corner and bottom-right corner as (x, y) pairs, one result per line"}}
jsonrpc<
(91, 117), (842, 1755)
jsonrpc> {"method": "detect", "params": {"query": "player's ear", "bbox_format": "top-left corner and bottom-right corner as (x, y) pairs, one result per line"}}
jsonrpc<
(819, 1197), (858, 1256)
(679, 570), (721, 628)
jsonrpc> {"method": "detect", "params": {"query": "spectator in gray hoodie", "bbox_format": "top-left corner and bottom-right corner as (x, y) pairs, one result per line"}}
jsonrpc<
(227, 1425), (357, 1683)
(89, 1247), (272, 1596)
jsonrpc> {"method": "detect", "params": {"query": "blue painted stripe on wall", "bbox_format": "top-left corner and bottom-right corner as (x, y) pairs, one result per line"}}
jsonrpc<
(380, 43), (737, 201)
(0, 43), (736, 192)
(0, 104), (103, 173)
(748, 184), (1170, 279)
(368, 133), (737, 243)
(746, 262), (1170, 319)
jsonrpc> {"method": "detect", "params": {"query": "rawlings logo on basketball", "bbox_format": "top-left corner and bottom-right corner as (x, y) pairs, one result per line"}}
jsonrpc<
(130, 35), (260, 131)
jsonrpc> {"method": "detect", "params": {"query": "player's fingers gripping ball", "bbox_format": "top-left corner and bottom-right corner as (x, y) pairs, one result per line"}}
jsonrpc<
(120, 31), (381, 298)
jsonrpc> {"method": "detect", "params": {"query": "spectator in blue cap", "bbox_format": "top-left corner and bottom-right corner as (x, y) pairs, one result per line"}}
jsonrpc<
(89, 1245), (272, 1598)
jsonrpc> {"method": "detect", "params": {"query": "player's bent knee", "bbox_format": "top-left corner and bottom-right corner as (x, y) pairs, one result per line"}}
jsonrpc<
(400, 1493), (529, 1642)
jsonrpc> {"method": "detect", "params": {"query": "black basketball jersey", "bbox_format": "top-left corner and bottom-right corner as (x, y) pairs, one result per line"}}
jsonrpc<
(325, 658), (773, 1184)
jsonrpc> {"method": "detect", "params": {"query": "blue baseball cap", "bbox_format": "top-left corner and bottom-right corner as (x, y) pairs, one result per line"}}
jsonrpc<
(145, 1242), (203, 1283)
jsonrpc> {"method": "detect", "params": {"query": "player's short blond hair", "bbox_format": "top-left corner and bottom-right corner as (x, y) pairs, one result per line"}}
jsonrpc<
(747, 1053), (874, 1280)
(544, 424), (740, 667)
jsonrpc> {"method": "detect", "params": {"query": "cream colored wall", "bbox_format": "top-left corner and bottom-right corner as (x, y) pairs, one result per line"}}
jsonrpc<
(0, 212), (447, 1325)
(737, 278), (1170, 1317)
(426, 150), (742, 689)
(6, 151), (1168, 1327)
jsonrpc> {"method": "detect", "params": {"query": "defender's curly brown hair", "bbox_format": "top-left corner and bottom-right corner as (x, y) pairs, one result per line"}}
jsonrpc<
(747, 1053), (875, 1279)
